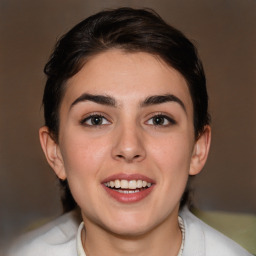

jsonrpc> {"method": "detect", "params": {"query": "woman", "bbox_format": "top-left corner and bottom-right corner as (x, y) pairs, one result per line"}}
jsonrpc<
(9, 7), (252, 256)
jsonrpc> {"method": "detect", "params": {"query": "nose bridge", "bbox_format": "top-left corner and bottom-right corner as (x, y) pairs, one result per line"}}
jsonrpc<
(112, 120), (146, 162)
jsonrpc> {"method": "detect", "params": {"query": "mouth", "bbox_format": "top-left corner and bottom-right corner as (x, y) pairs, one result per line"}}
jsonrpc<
(104, 179), (152, 194)
(102, 175), (155, 203)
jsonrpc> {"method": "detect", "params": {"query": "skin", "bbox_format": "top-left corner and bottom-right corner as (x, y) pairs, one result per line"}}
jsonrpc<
(40, 50), (211, 256)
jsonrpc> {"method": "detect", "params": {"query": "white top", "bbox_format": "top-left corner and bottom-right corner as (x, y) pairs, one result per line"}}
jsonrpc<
(7, 208), (253, 256)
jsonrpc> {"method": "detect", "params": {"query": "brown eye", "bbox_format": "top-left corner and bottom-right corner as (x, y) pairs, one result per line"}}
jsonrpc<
(90, 115), (103, 125)
(146, 114), (176, 126)
(81, 114), (110, 126)
(152, 116), (165, 125)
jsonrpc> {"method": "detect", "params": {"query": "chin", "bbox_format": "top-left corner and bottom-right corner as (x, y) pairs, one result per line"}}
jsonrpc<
(100, 212), (161, 237)
(106, 222), (153, 238)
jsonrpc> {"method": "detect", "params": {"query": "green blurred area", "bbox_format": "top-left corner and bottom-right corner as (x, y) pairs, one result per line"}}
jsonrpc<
(193, 209), (256, 255)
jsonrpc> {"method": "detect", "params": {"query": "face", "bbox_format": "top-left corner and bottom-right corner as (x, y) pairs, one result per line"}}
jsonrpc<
(40, 50), (210, 237)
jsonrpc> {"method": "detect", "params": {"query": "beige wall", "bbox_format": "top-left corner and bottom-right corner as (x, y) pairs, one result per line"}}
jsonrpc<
(1, 0), (255, 250)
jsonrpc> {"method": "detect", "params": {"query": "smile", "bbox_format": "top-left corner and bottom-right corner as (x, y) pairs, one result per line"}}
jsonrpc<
(102, 176), (155, 203)
(104, 179), (152, 191)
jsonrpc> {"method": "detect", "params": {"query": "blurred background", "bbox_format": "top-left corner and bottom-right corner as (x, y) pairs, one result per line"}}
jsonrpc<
(1, 0), (255, 252)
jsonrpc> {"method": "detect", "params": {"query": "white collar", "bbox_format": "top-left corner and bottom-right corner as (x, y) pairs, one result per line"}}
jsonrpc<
(178, 216), (185, 256)
(76, 222), (86, 256)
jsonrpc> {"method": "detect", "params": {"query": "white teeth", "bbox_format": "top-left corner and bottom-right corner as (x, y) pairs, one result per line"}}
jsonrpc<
(120, 180), (129, 189)
(118, 189), (140, 194)
(128, 180), (137, 189)
(137, 180), (143, 188)
(114, 180), (121, 188)
(104, 179), (152, 189)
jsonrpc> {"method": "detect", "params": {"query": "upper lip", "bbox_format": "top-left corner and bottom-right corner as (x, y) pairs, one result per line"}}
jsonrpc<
(101, 173), (155, 184)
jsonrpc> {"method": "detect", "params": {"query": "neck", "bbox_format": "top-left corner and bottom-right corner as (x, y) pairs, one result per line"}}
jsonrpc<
(81, 208), (182, 256)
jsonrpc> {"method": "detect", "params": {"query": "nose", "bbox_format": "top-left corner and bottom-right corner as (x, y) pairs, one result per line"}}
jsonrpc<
(111, 124), (146, 163)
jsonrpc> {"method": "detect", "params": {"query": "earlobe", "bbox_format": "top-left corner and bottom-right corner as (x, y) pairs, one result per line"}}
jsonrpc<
(189, 125), (211, 176)
(39, 126), (67, 180)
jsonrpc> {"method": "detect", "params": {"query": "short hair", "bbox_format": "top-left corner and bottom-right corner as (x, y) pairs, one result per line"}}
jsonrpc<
(43, 7), (210, 212)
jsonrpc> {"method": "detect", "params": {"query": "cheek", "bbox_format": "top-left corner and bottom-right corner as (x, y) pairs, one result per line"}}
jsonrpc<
(150, 134), (193, 172)
(60, 131), (110, 177)
(59, 133), (110, 207)
(144, 135), (192, 215)
(149, 133), (193, 196)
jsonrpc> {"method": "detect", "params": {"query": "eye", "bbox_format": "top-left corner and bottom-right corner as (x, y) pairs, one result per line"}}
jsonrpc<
(146, 114), (176, 126)
(81, 114), (111, 126)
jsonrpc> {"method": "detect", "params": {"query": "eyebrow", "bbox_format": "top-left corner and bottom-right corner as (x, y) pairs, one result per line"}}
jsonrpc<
(141, 94), (186, 112)
(70, 93), (117, 109)
(70, 93), (186, 113)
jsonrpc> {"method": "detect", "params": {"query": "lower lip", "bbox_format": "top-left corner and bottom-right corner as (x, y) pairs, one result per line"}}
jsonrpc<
(102, 185), (154, 203)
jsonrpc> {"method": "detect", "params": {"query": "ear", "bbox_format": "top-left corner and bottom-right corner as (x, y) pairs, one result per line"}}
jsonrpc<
(39, 126), (67, 180)
(189, 125), (211, 176)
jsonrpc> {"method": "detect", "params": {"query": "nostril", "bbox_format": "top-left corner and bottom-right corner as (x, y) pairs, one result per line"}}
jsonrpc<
(115, 154), (141, 161)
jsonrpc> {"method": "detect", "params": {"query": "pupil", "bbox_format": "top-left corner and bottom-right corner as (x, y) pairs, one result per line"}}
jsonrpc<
(92, 116), (102, 125)
(153, 116), (164, 125)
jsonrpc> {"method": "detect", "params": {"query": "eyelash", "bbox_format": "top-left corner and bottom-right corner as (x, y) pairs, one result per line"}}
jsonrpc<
(80, 113), (111, 127)
(146, 113), (176, 127)
(80, 113), (176, 127)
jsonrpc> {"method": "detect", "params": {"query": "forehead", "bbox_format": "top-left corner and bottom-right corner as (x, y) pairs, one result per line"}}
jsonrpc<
(62, 50), (193, 112)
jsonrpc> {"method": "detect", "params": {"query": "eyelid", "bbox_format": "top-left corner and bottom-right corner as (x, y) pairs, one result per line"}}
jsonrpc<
(80, 112), (112, 126)
(145, 112), (177, 126)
